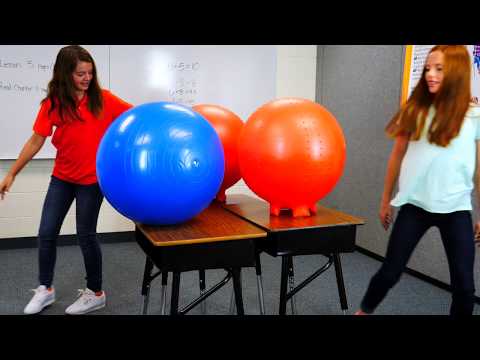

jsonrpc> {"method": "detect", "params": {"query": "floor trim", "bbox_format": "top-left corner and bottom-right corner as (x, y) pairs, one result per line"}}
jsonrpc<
(356, 245), (480, 305)
(0, 231), (135, 250)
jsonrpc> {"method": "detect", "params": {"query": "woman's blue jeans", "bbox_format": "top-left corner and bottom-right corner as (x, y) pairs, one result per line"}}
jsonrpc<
(360, 203), (476, 316)
(38, 175), (104, 292)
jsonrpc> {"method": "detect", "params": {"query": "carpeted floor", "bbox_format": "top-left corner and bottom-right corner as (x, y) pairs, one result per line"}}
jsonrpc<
(0, 241), (478, 315)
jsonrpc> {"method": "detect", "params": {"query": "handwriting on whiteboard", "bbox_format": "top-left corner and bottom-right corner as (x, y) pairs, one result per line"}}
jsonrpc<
(167, 61), (199, 106)
(0, 58), (54, 72)
(0, 58), (52, 94)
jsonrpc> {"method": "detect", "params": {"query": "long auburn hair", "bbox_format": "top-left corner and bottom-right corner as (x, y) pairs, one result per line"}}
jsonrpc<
(386, 45), (471, 147)
(42, 45), (103, 122)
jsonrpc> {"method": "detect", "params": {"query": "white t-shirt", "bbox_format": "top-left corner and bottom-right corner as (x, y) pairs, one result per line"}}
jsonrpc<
(391, 104), (480, 213)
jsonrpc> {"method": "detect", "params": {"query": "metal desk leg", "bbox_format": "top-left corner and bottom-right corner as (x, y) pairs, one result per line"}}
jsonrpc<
(229, 286), (235, 314)
(199, 270), (207, 314)
(170, 272), (181, 315)
(231, 268), (245, 315)
(229, 269), (242, 314)
(229, 288), (235, 314)
(333, 252), (348, 314)
(140, 256), (154, 315)
(279, 256), (289, 315)
(160, 271), (168, 315)
(255, 251), (266, 315)
(287, 256), (297, 315)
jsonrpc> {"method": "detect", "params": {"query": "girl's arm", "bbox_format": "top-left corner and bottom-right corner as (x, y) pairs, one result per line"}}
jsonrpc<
(379, 134), (409, 230)
(0, 133), (46, 200)
(474, 140), (480, 245)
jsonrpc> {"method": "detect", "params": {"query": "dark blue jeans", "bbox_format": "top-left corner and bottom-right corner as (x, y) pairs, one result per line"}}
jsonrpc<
(360, 203), (476, 316)
(38, 175), (104, 292)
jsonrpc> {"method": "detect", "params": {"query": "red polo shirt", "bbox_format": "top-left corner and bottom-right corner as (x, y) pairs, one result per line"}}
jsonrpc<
(33, 89), (133, 184)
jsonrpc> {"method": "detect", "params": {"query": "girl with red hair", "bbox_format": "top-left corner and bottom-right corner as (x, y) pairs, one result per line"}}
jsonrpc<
(356, 45), (480, 316)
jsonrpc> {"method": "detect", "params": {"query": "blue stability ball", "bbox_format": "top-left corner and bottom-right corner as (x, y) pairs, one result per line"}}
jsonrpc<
(96, 102), (225, 225)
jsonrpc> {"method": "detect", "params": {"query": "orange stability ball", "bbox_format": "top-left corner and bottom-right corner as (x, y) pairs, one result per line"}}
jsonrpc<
(239, 98), (346, 217)
(192, 104), (244, 202)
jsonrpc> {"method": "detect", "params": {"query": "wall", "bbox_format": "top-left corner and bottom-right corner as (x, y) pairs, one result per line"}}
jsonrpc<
(316, 45), (480, 292)
(0, 45), (317, 239)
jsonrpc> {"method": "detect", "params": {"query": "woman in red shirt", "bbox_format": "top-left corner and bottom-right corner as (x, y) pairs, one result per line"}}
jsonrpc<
(0, 45), (133, 315)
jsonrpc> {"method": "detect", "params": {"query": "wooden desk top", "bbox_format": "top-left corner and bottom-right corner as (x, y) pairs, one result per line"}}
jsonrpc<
(136, 201), (267, 247)
(223, 194), (365, 232)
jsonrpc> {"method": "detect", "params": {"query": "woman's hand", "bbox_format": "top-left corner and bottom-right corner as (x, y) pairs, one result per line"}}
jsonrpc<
(0, 132), (46, 201)
(474, 220), (480, 246)
(0, 174), (15, 200)
(379, 200), (393, 231)
(378, 135), (408, 232)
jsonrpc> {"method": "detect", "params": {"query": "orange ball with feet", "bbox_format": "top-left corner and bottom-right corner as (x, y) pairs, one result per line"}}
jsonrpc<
(192, 104), (244, 202)
(239, 98), (346, 217)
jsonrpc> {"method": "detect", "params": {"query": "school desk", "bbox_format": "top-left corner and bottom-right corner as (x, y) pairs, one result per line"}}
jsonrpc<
(223, 194), (365, 315)
(134, 201), (267, 315)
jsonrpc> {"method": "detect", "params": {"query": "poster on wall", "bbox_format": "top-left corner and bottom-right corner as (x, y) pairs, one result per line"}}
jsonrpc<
(401, 45), (480, 104)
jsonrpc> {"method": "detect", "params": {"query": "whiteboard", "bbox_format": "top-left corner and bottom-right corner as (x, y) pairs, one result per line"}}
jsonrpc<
(0, 45), (276, 159)
(0, 45), (110, 159)
(109, 45), (276, 121)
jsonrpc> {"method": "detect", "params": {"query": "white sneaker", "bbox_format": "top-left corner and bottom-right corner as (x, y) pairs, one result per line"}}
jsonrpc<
(65, 288), (106, 315)
(24, 285), (56, 314)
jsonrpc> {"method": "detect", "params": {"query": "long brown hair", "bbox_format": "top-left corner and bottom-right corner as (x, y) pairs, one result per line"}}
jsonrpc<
(386, 45), (471, 147)
(42, 45), (103, 122)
